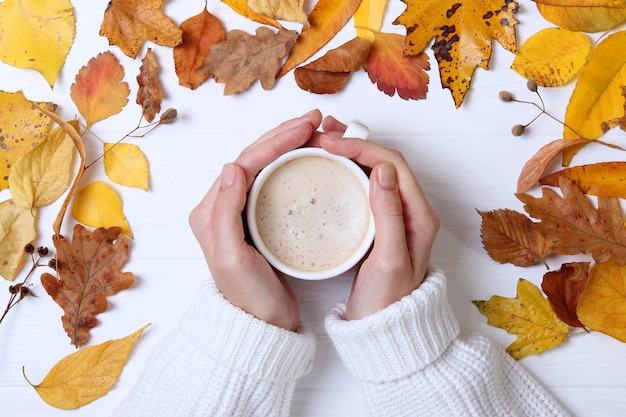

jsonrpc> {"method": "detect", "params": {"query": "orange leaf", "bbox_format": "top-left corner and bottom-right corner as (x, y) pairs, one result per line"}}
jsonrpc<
(478, 209), (553, 267)
(41, 225), (134, 346)
(541, 262), (589, 328)
(136, 48), (162, 123)
(173, 6), (226, 90)
(294, 37), (370, 94)
(69, 52), (130, 128)
(278, 0), (362, 77)
(366, 31), (430, 100)
(539, 162), (626, 199)
(99, 0), (183, 59)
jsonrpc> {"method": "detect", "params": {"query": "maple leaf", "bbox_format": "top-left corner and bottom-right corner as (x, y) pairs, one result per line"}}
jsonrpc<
(473, 278), (569, 359)
(366, 32), (430, 100)
(516, 177), (626, 265)
(539, 162), (626, 200)
(99, 0), (183, 59)
(295, 37), (370, 94)
(69, 52), (130, 129)
(198, 27), (298, 95)
(173, 6), (226, 90)
(541, 262), (589, 328)
(394, 0), (519, 107)
(534, 0), (626, 33)
(41, 225), (134, 347)
(478, 208), (553, 267)
(136, 48), (162, 123)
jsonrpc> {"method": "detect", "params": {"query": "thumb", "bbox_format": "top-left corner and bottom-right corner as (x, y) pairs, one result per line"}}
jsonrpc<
(212, 163), (248, 251)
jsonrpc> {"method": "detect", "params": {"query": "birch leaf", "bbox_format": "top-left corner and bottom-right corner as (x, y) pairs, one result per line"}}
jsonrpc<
(354, 0), (388, 44)
(24, 324), (149, 409)
(103, 143), (149, 191)
(534, 0), (626, 33)
(0, 200), (36, 281)
(72, 181), (133, 238)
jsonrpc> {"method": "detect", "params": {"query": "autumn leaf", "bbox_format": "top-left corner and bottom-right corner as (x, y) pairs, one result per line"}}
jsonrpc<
(0, 90), (57, 190)
(477, 209), (553, 267)
(173, 6), (226, 90)
(103, 143), (149, 191)
(539, 162), (626, 199)
(0, 0), (75, 86)
(0, 200), (36, 281)
(70, 52), (130, 129)
(517, 177), (626, 265)
(222, 0), (283, 29)
(366, 32), (430, 100)
(354, 0), (388, 44)
(72, 181), (133, 238)
(295, 37), (370, 94)
(473, 278), (569, 359)
(198, 27), (298, 95)
(247, 0), (308, 24)
(541, 262), (589, 328)
(40, 224), (134, 346)
(577, 259), (626, 342)
(278, 0), (362, 77)
(511, 27), (591, 87)
(9, 123), (77, 209)
(136, 48), (162, 123)
(602, 85), (626, 133)
(394, 0), (518, 107)
(534, 0), (626, 33)
(24, 323), (149, 409)
(99, 0), (183, 59)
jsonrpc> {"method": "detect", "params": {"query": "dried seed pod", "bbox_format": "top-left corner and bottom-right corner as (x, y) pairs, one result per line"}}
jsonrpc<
(511, 124), (526, 137)
(160, 108), (177, 124)
(526, 79), (538, 92)
(24, 243), (35, 254)
(499, 91), (514, 102)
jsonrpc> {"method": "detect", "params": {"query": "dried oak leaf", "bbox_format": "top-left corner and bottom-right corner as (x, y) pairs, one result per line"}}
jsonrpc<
(516, 176), (626, 265)
(295, 37), (370, 94)
(394, 0), (519, 107)
(541, 262), (589, 328)
(41, 224), (134, 347)
(136, 48), (162, 122)
(173, 7), (226, 90)
(477, 208), (553, 267)
(99, 0), (183, 59)
(198, 27), (298, 95)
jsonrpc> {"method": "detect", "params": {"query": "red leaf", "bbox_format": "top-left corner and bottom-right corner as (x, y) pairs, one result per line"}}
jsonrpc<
(542, 262), (589, 328)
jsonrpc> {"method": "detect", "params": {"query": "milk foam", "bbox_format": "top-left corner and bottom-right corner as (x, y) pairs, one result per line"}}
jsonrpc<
(255, 156), (370, 272)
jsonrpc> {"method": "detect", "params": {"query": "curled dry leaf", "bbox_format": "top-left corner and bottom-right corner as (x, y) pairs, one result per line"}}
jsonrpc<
(477, 208), (553, 267)
(72, 181), (133, 238)
(539, 162), (626, 199)
(0, 200), (36, 281)
(541, 262), (589, 328)
(247, 0), (308, 24)
(136, 48), (162, 123)
(295, 37), (370, 94)
(472, 278), (569, 360)
(24, 324), (150, 409)
(534, 0), (626, 33)
(41, 224), (135, 346)
(104, 143), (149, 191)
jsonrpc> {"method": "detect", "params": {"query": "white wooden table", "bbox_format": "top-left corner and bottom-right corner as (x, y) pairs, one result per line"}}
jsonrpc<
(1, 2), (625, 416)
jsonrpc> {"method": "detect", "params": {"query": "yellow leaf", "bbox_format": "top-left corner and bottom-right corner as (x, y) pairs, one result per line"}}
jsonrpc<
(563, 31), (626, 141)
(511, 27), (591, 87)
(577, 260), (626, 342)
(278, 0), (362, 77)
(103, 143), (149, 191)
(0, 199), (36, 281)
(534, 0), (626, 33)
(0, 90), (57, 190)
(0, 0), (76, 86)
(24, 324), (150, 410)
(9, 123), (77, 209)
(247, 0), (308, 24)
(222, 0), (283, 29)
(72, 181), (133, 238)
(354, 0), (388, 44)
(539, 162), (626, 199)
(472, 278), (569, 360)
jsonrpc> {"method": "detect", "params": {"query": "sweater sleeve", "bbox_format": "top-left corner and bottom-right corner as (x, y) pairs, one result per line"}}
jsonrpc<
(114, 279), (316, 417)
(324, 266), (571, 417)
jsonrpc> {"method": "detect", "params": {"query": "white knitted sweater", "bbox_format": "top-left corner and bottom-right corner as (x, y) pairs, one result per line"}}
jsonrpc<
(114, 267), (571, 416)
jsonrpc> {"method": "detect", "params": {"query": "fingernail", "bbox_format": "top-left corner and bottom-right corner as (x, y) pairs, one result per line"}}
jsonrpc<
(220, 164), (236, 189)
(378, 163), (397, 190)
(300, 109), (317, 118)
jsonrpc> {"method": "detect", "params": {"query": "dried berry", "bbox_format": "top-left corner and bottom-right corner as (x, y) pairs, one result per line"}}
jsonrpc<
(37, 246), (49, 256)
(511, 124), (526, 137)
(24, 243), (35, 254)
(526, 79), (538, 92)
(48, 258), (57, 270)
(499, 91), (514, 102)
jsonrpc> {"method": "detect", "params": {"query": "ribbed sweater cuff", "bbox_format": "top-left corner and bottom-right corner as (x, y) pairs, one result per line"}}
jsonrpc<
(180, 280), (316, 382)
(325, 266), (460, 383)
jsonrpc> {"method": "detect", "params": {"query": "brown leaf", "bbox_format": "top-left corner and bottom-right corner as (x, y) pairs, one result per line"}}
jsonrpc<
(477, 209), (553, 267)
(99, 0), (183, 59)
(541, 262), (589, 328)
(136, 48), (162, 122)
(198, 27), (298, 95)
(173, 7), (226, 90)
(294, 37), (370, 94)
(517, 176), (626, 265)
(41, 225), (134, 346)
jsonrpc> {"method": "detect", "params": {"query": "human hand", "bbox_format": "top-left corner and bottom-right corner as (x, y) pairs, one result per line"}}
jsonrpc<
(188, 110), (324, 331)
(320, 117), (440, 320)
